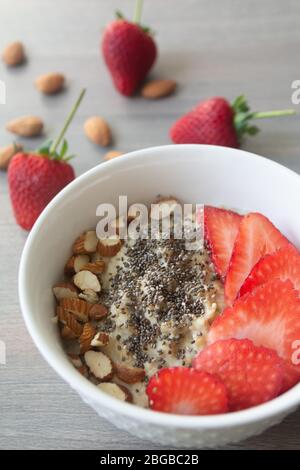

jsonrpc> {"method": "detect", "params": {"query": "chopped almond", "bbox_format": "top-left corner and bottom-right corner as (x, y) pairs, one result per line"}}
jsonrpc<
(80, 260), (106, 274)
(150, 197), (181, 221)
(91, 331), (110, 348)
(73, 231), (98, 254)
(79, 322), (96, 353)
(53, 282), (78, 301)
(79, 289), (99, 304)
(97, 235), (122, 257)
(115, 364), (146, 384)
(68, 354), (83, 368)
(88, 303), (108, 321)
(65, 254), (90, 276)
(97, 382), (132, 402)
(57, 307), (83, 337)
(73, 270), (101, 292)
(84, 350), (114, 381)
(60, 297), (89, 322)
(61, 325), (77, 340)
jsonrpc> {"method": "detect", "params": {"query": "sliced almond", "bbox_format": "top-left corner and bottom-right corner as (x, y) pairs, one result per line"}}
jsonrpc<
(141, 79), (177, 99)
(73, 231), (98, 254)
(57, 307), (83, 337)
(97, 382), (132, 403)
(115, 364), (146, 384)
(84, 350), (114, 381)
(35, 72), (65, 95)
(73, 270), (101, 292)
(80, 260), (106, 275)
(97, 235), (122, 257)
(88, 303), (108, 321)
(6, 116), (43, 137)
(2, 41), (25, 66)
(79, 289), (99, 304)
(150, 197), (181, 221)
(0, 143), (23, 171)
(104, 150), (123, 161)
(84, 116), (111, 147)
(91, 331), (110, 348)
(79, 322), (96, 353)
(60, 297), (89, 322)
(53, 282), (78, 301)
(61, 325), (77, 340)
(64, 254), (90, 276)
(68, 354), (83, 368)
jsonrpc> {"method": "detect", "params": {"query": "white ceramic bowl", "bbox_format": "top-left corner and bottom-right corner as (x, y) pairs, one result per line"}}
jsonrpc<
(19, 144), (300, 448)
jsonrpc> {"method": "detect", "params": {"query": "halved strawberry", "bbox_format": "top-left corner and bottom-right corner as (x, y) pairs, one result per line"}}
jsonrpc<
(146, 367), (228, 415)
(224, 213), (291, 304)
(204, 206), (242, 278)
(239, 245), (300, 297)
(208, 279), (300, 391)
(193, 338), (283, 411)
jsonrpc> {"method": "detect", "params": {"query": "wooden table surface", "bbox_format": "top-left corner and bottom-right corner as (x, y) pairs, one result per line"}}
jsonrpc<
(1, 0), (300, 450)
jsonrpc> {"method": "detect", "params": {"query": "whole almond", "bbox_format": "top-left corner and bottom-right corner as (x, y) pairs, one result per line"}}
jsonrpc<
(0, 143), (23, 170)
(2, 41), (25, 66)
(84, 116), (111, 147)
(104, 150), (123, 161)
(6, 116), (43, 137)
(35, 73), (65, 95)
(141, 79), (177, 99)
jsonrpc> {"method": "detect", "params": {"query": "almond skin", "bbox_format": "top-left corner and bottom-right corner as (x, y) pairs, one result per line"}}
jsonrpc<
(84, 116), (111, 147)
(35, 73), (65, 95)
(0, 143), (23, 170)
(2, 41), (25, 66)
(141, 79), (177, 99)
(6, 116), (43, 137)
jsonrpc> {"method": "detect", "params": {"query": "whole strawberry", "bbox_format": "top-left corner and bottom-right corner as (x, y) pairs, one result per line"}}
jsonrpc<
(8, 89), (85, 230)
(170, 95), (295, 148)
(102, 1), (157, 96)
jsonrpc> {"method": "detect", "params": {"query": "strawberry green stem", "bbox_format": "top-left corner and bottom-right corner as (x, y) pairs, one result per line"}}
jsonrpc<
(133, 0), (143, 24)
(50, 88), (86, 154)
(251, 109), (296, 119)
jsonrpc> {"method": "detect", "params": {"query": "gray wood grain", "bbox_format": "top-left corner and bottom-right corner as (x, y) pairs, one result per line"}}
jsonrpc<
(1, 0), (300, 450)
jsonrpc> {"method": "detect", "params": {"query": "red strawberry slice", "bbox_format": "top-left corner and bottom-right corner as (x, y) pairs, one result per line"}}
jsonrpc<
(224, 212), (291, 304)
(208, 279), (300, 391)
(204, 206), (242, 278)
(146, 367), (228, 415)
(239, 245), (300, 297)
(193, 338), (284, 411)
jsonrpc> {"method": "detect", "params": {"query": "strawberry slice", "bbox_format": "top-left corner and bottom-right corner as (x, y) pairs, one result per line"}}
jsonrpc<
(224, 212), (291, 304)
(146, 367), (228, 415)
(193, 339), (283, 411)
(208, 279), (300, 391)
(239, 246), (300, 297)
(204, 206), (242, 278)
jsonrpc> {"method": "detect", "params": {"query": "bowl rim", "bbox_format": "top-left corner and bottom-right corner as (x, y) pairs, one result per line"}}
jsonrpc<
(19, 144), (300, 429)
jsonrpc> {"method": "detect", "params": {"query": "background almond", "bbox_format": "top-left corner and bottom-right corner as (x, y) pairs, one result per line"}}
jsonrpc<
(104, 150), (123, 161)
(141, 79), (177, 99)
(0, 143), (23, 170)
(35, 72), (65, 94)
(84, 116), (111, 147)
(6, 115), (44, 137)
(2, 41), (25, 66)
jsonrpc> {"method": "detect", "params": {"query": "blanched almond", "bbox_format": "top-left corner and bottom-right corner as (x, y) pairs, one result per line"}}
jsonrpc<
(68, 354), (83, 368)
(6, 116), (43, 137)
(64, 254), (90, 276)
(53, 282), (78, 301)
(97, 235), (122, 257)
(57, 307), (83, 337)
(141, 79), (177, 99)
(150, 197), (181, 221)
(2, 41), (25, 66)
(88, 303), (108, 321)
(73, 231), (98, 254)
(91, 331), (110, 348)
(115, 364), (145, 384)
(0, 143), (23, 171)
(60, 297), (89, 322)
(84, 350), (114, 381)
(104, 150), (123, 161)
(80, 260), (106, 274)
(79, 322), (96, 353)
(79, 289), (99, 304)
(73, 270), (101, 292)
(97, 382), (132, 403)
(35, 73), (65, 95)
(84, 116), (111, 147)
